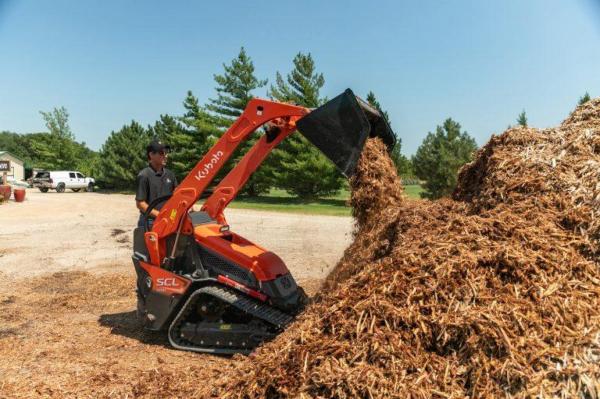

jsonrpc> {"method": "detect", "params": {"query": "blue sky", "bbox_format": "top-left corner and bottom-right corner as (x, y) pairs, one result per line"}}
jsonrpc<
(0, 0), (599, 155)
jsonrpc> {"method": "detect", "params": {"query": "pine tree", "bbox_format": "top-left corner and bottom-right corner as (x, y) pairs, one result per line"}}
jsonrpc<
(579, 92), (591, 106)
(180, 90), (220, 155)
(150, 109), (218, 184)
(365, 91), (413, 177)
(390, 143), (414, 177)
(157, 91), (222, 184)
(517, 110), (528, 127)
(149, 114), (188, 182)
(413, 118), (477, 199)
(269, 54), (324, 108)
(207, 47), (267, 129)
(206, 48), (271, 196)
(97, 121), (150, 189)
(366, 91), (391, 125)
(269, 53), (343, 199)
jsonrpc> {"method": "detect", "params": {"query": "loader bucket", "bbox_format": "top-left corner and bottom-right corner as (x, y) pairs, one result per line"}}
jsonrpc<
(296, 88), (396, 178)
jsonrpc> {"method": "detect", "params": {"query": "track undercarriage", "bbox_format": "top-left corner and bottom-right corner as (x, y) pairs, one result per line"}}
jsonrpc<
(168, 285), (294, 354)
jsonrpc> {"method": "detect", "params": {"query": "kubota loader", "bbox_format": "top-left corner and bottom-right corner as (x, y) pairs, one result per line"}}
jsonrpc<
(132, 89), (395, 354)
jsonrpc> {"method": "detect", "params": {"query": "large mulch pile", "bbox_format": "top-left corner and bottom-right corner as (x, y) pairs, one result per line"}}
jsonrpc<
(185, 99), (600, 398)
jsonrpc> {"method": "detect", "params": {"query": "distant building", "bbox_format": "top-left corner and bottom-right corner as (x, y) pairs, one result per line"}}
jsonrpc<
(0, 151), (25, 181)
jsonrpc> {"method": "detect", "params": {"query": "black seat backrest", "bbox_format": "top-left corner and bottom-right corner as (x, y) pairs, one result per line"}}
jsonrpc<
(189, 211), (216, 227)
(133, 227), (149, 260)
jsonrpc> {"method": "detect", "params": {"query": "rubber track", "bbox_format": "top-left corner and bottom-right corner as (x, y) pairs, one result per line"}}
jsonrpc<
(168, 285), (293, 354)
(196, 285), (294, 328)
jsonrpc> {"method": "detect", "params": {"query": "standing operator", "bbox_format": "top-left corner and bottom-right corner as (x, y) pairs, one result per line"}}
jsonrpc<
(135, 140), (178, 229)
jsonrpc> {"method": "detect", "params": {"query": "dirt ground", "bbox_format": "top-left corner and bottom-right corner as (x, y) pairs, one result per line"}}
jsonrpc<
(0, 189), (352, 397)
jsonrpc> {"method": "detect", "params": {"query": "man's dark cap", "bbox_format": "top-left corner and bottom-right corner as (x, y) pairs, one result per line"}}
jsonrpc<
(146, 140), (171, 155)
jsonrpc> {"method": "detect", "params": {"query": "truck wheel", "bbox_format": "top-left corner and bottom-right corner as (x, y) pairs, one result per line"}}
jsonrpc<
(86, 183), (94, 192)
(56, 183), (66, 193)
(39, 187), (49, 193)
(72, 188), (81, 192)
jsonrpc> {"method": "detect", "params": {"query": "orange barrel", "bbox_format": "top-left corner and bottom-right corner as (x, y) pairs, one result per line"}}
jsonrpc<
(0, 185), (11, 201)
(14, 188), (26, 202)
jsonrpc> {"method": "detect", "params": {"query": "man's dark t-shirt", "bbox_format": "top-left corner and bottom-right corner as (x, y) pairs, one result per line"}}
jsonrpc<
(135, 165), (178, 215)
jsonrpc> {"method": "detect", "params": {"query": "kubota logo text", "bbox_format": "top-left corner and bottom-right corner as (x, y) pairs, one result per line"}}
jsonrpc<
(194, 151), (224, 180)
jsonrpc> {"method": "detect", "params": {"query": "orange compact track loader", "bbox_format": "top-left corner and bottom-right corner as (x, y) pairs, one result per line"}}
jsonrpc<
(132, 89), (395, 354)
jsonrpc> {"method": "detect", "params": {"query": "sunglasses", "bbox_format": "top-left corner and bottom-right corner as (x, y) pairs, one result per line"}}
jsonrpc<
(152, 150), (168, 156)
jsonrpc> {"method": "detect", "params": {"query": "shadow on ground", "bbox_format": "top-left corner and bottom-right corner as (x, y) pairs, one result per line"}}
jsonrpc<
(98, 310), (169, 347)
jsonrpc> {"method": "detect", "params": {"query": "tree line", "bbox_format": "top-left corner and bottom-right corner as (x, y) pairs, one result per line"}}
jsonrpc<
(0, 107), (97, 177)
(1, 49), (413, 199)
(0, 49), (594, 200)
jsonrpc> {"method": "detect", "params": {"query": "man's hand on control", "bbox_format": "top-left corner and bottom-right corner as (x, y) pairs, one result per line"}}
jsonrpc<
(136, 200), (160, 218)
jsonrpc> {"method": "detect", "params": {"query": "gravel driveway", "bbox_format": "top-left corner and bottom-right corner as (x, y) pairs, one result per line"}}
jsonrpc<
(0, 189), (353, 282)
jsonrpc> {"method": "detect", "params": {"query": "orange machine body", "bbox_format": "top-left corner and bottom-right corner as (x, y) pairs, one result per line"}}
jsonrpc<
(141, 99), (308, 300)
(132, 88), (395, 353)
(139, 222), (286, 307)
(193, 224), (289, 282)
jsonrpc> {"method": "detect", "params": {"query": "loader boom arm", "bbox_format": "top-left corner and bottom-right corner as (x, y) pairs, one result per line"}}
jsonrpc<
(201, 117), (300, 224)
(146, 99), (308, 264)
(144, 89), (395, 267)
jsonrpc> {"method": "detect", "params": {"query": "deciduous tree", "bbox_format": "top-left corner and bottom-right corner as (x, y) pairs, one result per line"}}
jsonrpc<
(34, 107), (78, 169)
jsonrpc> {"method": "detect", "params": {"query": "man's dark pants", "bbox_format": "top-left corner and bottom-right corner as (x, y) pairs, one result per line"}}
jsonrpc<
(137, 215), (154, 230)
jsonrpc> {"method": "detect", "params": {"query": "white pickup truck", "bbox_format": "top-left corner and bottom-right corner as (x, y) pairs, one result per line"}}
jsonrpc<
(32, 171), (95, 193)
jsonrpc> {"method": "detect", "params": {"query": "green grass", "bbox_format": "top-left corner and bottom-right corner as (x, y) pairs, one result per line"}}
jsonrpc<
(229, 185), (423, 216)
(101, 185), (424, 216)
(229, 195), (351, 216)
(404, 185), (424, 199)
